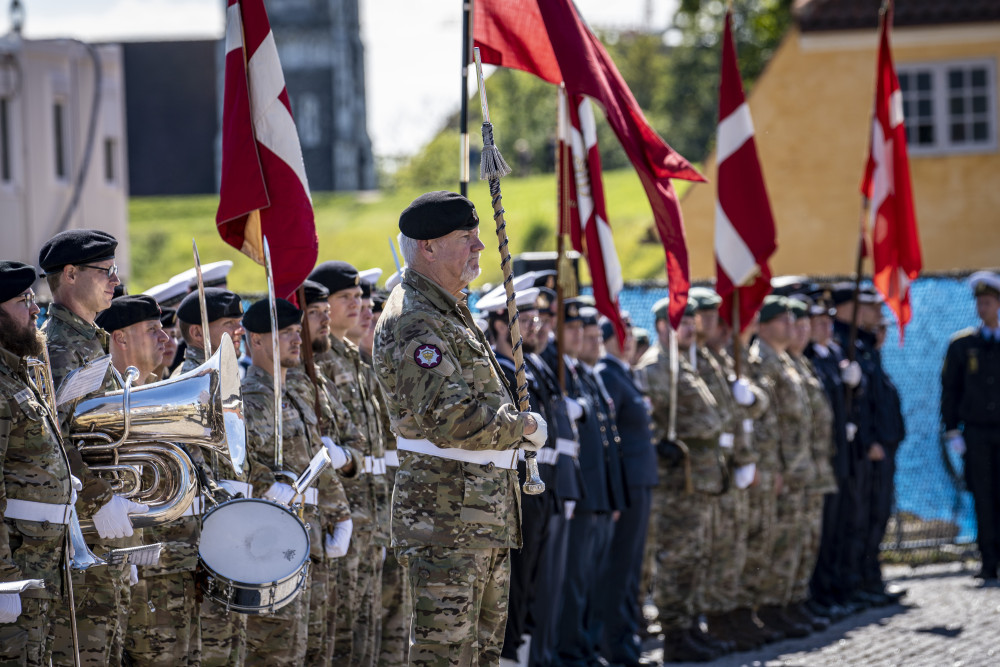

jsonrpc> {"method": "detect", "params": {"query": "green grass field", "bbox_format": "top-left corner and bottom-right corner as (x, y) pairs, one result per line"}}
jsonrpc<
(127, 168), (696, 295)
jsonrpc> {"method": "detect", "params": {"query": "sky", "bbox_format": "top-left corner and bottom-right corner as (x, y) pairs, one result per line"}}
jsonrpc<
(0, 0), (679, 157)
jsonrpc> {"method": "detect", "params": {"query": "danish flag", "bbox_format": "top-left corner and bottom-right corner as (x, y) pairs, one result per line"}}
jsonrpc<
(216, 0), (317, 300)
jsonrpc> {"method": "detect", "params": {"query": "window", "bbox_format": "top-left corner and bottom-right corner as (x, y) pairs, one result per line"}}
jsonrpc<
(0, 98), (10, 183)
(53, 100), (67, 179)
(103, 137), (116, 183)
(897, 58), (997, 156)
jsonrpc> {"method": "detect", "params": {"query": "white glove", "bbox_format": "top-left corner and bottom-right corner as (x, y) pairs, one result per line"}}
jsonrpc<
(846, 422), (858, 443)
(0, 593), (21, 623)
(93, 495), (149, 539)
(946, 432), (966, 456)
(321, 436), (349, 469)
(563, 397), (584, 422)
(522, 412), (548, 452)
(734, 463), (757, 490)
(564, 500), (576, 520)
(263, 482), (296, 506)
(325, 518), (353, 559)
(70, 475), (82, 506)
(840, 360), (862, 388)
(129, 564), (139, 586)
(731, 378), (755, 407)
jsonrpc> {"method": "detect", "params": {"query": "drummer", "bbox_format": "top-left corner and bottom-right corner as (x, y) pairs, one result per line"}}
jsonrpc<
(240, 298), (353, 665)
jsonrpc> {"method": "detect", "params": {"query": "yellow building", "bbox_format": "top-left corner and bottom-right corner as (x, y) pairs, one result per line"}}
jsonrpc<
(680, 1), (1000, 280)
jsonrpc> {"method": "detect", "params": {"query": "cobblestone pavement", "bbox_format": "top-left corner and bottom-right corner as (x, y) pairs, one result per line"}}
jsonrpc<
(646, 563), (1000, 667)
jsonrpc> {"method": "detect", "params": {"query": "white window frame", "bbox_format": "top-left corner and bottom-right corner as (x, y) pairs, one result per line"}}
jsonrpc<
(897, 57), (997, 157)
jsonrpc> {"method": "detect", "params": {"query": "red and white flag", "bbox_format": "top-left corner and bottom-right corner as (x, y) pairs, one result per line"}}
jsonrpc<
(216, 0), (317, 300)
(559, 88), (627, 344)
(860, 0), (921, 338)
(714, 10), (777, 333)
(475, 0), (704, 328)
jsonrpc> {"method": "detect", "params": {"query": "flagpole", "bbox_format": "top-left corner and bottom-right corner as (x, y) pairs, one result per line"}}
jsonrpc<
(555, 85), (569, 393)
(731, 289), (742, 379)
(459, 0), (473, 197)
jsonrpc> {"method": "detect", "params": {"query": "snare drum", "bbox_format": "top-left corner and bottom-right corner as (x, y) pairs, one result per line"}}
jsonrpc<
(199, 497), (310, 614)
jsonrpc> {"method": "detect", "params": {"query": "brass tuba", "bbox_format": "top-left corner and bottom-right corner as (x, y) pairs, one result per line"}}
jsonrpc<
(67, 333), (247, 529)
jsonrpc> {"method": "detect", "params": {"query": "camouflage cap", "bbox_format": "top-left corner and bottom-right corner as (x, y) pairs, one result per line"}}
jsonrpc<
(399, 191), (479, 240)
(0, 261), (38, 302)
(242, 298), (303, 333)
(96, 295), (161, 332)
(759, 295), (790, 323)
(38, 228), (118, 274)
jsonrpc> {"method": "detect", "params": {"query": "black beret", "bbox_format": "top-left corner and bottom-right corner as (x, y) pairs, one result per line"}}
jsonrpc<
(96, 295), (161, 333)
(535, 287), (556, 315)
(359, 281), (372, 299)
(759, 295), (790, 323)
(177, 288), (243, 324)
(371, 290), (388, 313)
(38, 229), (118, 274)
(242, 298), (302, 334)
(309, 261), (360, 295)
(0, 261), (38, 303)
(160, 307), (178, 329)
(300, 280), (329, 306)
(398, 191), (479, 240)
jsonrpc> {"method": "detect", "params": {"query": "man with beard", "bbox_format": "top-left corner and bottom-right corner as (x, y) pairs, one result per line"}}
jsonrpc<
(374, 191), (547, 665)
(309, 260), (388, 666)
(0, 262), (76, 666)
(38, 230), (150, 666)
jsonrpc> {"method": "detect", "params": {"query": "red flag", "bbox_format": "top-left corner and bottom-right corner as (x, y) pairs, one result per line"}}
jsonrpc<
(475, 0), (705, 328)
(860, 1), (921, 338)
(217, 0), (317, 300)
(714, 10), (777, 333)
(559, 88), (627, 344)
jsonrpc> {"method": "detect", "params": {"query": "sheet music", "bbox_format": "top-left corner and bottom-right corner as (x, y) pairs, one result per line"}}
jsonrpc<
(55, 355), (112, 406)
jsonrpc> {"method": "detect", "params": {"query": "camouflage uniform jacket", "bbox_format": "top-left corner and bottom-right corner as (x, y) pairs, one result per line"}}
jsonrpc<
(372, 269), (524, 549)
(790, 354), (837, 494)
(706, 346), (768, 468)
(242, 365), (352, 558)
(697, 346), (756, 470)
(0, 345), (72, 600)
(315, 337), (389, 544)
(748, 338), (815, 489)
(40, 303), (115, 516)
(635, 341), (726, 494)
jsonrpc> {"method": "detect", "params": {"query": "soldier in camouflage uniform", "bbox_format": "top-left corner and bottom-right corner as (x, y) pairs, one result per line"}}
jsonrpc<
(0, 262), (74, 666)
(286, 280), (363, 663)
(373, 191), (548, 666)
(747, 295), (815, 639)
(38, 230), (151, 666)
(635, 298), (725, 663)
(688, 287), (766, 652)
(786, 297), (837, 628)
(240, 298), (354, 665)
(309, 260), (389, 666)
(171, 288), (249, 667)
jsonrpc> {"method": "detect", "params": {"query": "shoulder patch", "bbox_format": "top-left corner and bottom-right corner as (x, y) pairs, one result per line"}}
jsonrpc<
(414, 344), (442, 368)
(403, 339), (456, 378)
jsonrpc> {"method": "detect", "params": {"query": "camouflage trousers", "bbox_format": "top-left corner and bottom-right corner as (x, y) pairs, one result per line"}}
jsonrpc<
(701, 489), (750, 615)
(791, 493), (826, 603)
(651, 488), (713, 631)
(52, 563), (131, 666)
(397, 545), (510, 667)
(0, 596), (52, 667)
(378, 546), (411, 667)
(763, 487), (808, 606)
(332, 530), (383, 666)
(307, 556), (334, 664)
(244, 568), (310, 666)
(125, 573), (200, 666)
(201, 596), (246, 667)
(737, 472), (777, 610)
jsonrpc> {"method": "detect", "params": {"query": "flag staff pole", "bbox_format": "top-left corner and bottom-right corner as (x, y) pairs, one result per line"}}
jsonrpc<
(555, 85), (569, 393)
(731, 289), (742, 380)
(459, 0), (474, 197)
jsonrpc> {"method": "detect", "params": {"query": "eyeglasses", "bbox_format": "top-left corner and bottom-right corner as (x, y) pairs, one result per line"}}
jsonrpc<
(13, 292), (35, 308)
(76, 263), (119, 279)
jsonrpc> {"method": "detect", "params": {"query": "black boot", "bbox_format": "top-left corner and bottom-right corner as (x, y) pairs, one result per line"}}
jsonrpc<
(661, 628), (718, 663)
(787, 601), (829, 632)
(689, 622), (733, 656)
(712, 611), (761, 652)
(757, 604), (810, 639)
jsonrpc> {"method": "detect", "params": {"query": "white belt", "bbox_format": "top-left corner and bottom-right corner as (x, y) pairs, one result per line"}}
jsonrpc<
(384, 450), (399, 468)
(535, 449), (559, 465)
(4, 498), (73, 524)
(220, 480), (253, 498)
(719, 433), (735, 449)
(397, 437), (517, 469)
(556, 438), (579, 458)
(363, 456), (387, 476)
(300, 488), (319, 506)
(742, 419), (754, 434)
